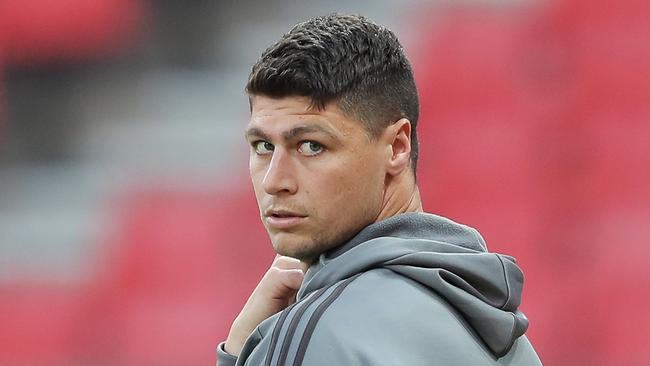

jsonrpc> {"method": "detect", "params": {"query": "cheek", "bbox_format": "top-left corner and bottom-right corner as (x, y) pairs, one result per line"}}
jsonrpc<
(312, 157), (384, 215)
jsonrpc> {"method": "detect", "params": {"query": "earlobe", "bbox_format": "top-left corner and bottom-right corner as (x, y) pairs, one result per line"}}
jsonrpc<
(386, 118), (412, 176)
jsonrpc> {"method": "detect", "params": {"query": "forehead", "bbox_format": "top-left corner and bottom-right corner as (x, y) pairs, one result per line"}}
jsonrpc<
(247, 95), (363, 136)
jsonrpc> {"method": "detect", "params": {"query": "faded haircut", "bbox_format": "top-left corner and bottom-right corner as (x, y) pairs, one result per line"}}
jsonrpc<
(246, 14), (420, 173)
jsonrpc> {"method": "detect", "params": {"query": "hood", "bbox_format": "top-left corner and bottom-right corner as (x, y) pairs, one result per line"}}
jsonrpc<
(297, 212), (529, 358)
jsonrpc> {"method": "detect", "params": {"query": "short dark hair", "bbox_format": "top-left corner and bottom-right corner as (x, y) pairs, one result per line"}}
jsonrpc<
(246, 14), (420, 173)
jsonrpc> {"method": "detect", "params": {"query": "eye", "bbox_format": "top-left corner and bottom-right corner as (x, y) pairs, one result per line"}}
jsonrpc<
(298, 141), (324, 156)
(253, 141), (274, 155)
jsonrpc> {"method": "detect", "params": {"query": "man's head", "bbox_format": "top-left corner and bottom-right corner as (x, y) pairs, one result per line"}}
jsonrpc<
(245, 14), (420, 261)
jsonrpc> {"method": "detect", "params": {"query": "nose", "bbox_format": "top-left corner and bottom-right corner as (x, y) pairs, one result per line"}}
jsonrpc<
(262, 148), (298, 196)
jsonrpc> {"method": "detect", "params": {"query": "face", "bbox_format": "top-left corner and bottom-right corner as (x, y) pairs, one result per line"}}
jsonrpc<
(246, 95), (388, 262)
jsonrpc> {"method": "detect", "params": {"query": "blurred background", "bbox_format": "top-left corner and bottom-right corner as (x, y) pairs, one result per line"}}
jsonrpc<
(1, 0), (648, 365)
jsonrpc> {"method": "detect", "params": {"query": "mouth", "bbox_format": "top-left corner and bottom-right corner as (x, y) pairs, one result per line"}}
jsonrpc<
(264, 209), (308, 229)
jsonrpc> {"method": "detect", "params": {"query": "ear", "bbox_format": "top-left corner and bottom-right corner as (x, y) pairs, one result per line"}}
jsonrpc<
(383, 118), (412, 177)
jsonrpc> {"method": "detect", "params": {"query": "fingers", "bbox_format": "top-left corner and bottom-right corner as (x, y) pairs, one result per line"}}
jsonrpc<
(226, 256), (310, 357)
(278, 268), (304, 290)
(273, 255), (309, 273)
(265, 267), (304, 293)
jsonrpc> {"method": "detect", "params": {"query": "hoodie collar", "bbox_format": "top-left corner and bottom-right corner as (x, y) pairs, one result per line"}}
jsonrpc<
(325, 212), (487, 260)
(300, 212), (488, 298)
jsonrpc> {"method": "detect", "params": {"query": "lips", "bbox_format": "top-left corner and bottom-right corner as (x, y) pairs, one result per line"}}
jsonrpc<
(264, 209), (308, 229)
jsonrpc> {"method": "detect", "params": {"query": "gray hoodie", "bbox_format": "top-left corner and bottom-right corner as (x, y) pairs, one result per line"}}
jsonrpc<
(217, 212), (542, 365)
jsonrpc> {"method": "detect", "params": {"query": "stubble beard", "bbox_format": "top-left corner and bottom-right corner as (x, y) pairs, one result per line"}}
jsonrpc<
(270, 219), (369, 263)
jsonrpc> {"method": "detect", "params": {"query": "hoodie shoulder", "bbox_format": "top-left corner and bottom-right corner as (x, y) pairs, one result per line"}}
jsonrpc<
(297, 269), (530, 365)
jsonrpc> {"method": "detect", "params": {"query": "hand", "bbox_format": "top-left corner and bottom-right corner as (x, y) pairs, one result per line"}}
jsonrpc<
(224, 255), (308, 356)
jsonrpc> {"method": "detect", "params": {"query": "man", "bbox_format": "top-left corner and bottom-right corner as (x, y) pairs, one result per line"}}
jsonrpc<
(218, 14), (541, 366)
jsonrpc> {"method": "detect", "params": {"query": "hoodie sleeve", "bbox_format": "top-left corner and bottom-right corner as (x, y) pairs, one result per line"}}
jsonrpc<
(216, 342), (237, 366)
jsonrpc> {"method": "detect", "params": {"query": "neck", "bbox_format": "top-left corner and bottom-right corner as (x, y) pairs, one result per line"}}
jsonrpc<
(375, 172), (423, 223)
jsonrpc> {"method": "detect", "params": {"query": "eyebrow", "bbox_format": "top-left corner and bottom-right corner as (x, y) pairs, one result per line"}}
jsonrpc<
(245, 124), (339, 143)
(245, 127), (271, 142)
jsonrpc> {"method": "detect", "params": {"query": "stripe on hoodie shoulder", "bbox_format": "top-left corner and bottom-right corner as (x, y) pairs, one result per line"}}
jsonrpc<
(267, 274), (361, 366)
(263, 287), (328, 366)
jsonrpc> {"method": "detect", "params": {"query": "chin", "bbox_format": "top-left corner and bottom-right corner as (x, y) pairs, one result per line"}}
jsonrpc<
(271, 233), (322, 262)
